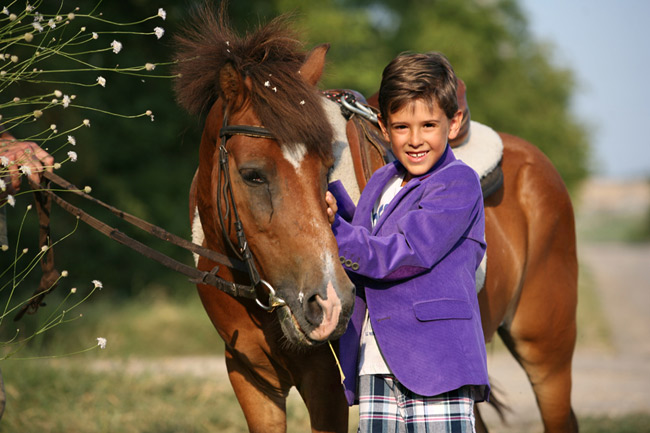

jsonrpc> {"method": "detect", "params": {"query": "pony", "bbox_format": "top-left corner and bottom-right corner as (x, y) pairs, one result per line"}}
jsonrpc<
(174, 5), (578, 433)
(174, 6), (353, 433)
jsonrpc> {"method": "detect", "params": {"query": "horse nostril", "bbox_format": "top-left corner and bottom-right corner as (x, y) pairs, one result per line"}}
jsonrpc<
(304, 294), (323, 326)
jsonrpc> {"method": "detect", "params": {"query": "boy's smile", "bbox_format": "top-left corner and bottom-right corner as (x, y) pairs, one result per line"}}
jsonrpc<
(380, 98), (462, 184)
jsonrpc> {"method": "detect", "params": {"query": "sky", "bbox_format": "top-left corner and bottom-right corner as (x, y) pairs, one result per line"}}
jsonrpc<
(519, 0), (650, 180)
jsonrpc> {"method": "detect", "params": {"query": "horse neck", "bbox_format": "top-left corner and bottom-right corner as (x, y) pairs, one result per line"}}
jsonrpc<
(322, 97), (362, 205)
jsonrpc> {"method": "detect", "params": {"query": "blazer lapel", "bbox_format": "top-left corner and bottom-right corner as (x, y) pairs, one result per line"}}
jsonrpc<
(355, 162), (401, 231)
(371, 145), (457, 234)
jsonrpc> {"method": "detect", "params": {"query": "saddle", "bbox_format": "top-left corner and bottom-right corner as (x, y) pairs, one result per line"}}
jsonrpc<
(327, 83), (504, 199)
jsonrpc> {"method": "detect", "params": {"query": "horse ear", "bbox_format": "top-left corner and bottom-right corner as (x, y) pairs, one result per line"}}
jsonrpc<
(219, 62), (245, 108)
(300, 43), (329, 85)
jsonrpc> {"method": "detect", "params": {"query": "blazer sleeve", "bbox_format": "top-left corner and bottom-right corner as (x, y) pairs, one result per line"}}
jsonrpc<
(332, 165), (484, 282)
(328, 180), (356, 222)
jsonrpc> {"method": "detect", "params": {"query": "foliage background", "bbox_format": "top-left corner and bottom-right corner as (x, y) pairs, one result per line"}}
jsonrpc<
(2, 0), (589, 305)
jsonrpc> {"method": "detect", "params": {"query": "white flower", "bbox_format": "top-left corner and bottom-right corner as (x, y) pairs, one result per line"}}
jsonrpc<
(0, 156), (9, 167)
(7, 195), (15, 207)
(61, 270), (68, 277)
(272, 87), (277, 92)
(264, 81), (270, 87)
(83, 119), (91, 127)
(1, 7), (8, 15)
(10, 55), (18, 63)
(70, 287), (77, 294)
(0, 179), (5, 191)
(68, 135), (76, 145)
(154, 27), (164, 39)
(62, 94), (71, 108)
(41, 245), (48, 252)
(47, 18), (55, 29)
(84, 186), (92, 193)
(68, 12), (75, 20)
(1, 245), (7, 252)
(97, 76), (106, 87)
(53, 162), (61, 169)
(33, 22), (43, 32)
(157, 8), (167, 20)
(67, 151), (77, 162)
(92, 279), (103, 289)
(145, 110), (152, 116)
(20, 165), (32, 176)
(300, 100), (305, 105)
(54, 90), (63, 98)
(145, 63), (155, 71)
(50, 124), (57, 131)
(92, 32), (98, 39)
(24, 33), (34, 42)
(9, 13), (16, 21)
(33, 109), (43, 118)
(96, 337), (107, 349)
(34, 12), (43, 22)
(111, 40), (122, 54)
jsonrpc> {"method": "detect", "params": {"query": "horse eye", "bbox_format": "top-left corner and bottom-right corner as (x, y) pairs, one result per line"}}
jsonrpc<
(240, 169), (266, 185)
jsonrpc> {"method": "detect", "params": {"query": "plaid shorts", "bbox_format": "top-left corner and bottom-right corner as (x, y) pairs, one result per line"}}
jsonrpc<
(357, 375), (476, 433)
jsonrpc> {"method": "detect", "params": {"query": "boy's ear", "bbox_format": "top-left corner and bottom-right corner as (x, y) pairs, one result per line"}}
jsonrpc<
(447, 109), (464, 140)
(378, 114), (390, 140)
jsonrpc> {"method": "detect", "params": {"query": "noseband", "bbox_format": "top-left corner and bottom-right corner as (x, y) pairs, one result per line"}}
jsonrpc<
(217, 116), (286, 311)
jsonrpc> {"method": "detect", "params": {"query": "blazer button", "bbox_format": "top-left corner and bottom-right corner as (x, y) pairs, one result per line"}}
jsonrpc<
(344, 259), (353, 268)
(339, 256), (346, 264)
(351, 263), (359, 270)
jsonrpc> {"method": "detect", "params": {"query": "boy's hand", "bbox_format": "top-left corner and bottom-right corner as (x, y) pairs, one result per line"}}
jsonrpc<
(325, 191), (338, 224)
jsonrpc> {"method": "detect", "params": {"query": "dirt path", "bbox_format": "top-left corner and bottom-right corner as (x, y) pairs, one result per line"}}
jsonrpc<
(479, 242), (650, 431)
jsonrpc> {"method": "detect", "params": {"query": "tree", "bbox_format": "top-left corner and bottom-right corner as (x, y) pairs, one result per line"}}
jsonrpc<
(3, 0), (589, 298)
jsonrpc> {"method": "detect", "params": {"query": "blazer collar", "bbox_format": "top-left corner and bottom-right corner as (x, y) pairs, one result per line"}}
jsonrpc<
(367, 144), (455, 233)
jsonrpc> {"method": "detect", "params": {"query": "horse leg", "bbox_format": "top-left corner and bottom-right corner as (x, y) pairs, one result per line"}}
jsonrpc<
(497, 235), (579, 433)
(498, 323), (578, 433)
(292, 345), (349, 433)
(225, 349), (291, 433)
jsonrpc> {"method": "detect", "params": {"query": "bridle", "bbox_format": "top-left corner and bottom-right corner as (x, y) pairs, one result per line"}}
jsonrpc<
(16, 116), (288, 320)
(216, 115), (286, 311)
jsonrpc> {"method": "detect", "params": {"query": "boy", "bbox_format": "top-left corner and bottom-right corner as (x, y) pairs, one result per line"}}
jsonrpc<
(326, 52), (489, 432)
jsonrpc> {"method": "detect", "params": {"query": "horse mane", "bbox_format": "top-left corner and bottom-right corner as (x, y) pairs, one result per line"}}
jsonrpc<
(173, 2), (333, 160)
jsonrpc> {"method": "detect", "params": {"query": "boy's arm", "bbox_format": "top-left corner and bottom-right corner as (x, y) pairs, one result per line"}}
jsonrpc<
(332, 165), (485, 282)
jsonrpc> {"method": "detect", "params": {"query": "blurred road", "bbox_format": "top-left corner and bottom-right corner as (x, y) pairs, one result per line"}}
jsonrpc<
(480, 242), (650, 432)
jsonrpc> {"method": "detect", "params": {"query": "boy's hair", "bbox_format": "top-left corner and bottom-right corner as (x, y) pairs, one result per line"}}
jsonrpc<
(378, 51), (459, 123)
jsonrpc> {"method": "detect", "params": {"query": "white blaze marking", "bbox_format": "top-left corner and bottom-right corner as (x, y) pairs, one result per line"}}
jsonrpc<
(282, 143), (307, 171)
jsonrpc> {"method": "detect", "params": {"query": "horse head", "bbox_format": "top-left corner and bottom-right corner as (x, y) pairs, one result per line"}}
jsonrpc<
(174, 6), (355, 347)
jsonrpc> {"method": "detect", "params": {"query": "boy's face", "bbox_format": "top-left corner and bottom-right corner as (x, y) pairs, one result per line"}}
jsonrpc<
(380, 98), (462, 183)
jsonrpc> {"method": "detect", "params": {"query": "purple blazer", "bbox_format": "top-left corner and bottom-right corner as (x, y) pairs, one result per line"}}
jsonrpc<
(329, 145), (489, 405)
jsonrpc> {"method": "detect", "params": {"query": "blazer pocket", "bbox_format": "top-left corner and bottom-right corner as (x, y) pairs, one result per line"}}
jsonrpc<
(413, 299), (473, 322)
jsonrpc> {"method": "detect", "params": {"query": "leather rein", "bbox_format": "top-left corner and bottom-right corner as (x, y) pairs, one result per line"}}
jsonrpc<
(17, 117), (286, 320)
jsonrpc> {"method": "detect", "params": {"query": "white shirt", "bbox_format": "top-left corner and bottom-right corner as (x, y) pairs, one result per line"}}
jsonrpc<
(358, 174), (404, 376)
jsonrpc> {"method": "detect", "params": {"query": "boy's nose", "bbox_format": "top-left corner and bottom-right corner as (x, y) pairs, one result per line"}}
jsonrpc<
(410, 128), (424, 146)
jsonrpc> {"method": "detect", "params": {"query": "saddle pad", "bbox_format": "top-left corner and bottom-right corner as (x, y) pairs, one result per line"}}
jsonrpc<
(451, 121), (503, 180)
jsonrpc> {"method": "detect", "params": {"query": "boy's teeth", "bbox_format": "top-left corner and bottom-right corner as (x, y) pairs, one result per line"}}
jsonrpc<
(409, 152), (427, 157)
